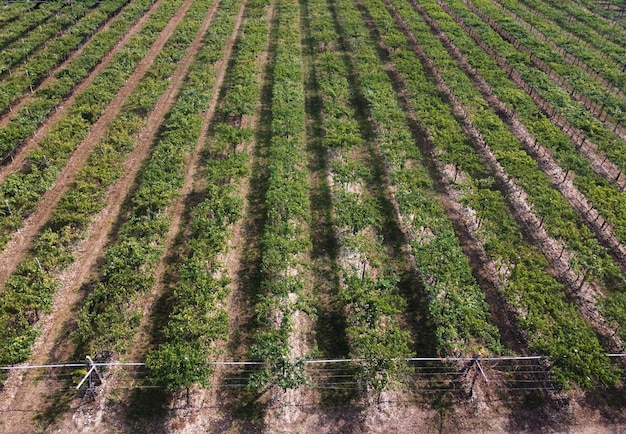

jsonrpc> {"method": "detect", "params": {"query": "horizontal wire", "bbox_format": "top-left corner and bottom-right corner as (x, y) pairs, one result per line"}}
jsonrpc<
(0, 355), (564, 371)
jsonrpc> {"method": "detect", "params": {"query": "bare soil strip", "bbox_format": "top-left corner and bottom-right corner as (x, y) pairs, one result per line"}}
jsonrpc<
(0, 0), (138, 129)
(408, 1), (626, 275)
(381, 0), (625, 357)
(464, 0), (626, 139)
(0, 0), (165, 179)
(438, 1), (626, 192)
(360, 11), (528, 354)
(45, 2), (247, 432)
(0, 1), (205, 429)
(488, 0), (626, 105)
(0, 3), (68, 56)
(0, 0), (194, 289)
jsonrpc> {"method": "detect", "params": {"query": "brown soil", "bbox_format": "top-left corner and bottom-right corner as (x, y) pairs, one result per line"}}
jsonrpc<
(383, 0), (626, 360)
(0, 0), (204, 431)
(487, 0), (626, 108)
(0, 0), (165, 178)
(440, 1), (626, 191)
(70, 1), (249, 432)
(0, 0), (190, 290)
(0, 0), (138, 130)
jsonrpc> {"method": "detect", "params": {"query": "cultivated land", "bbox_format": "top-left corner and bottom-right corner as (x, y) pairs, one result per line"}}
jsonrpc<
(0, 0), (625, 432)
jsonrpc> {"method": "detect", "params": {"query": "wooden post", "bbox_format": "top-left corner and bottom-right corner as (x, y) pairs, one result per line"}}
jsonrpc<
(86, 356), (103, 384)
(475, 359), (488, 383)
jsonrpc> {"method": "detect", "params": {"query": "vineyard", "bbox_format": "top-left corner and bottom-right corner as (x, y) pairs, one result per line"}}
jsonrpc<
(0, 0), (625, 431)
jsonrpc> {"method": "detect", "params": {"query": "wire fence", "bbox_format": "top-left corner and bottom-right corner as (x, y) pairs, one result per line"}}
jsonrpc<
(5, 355), (624, 397)
(0, 354), (626, 396)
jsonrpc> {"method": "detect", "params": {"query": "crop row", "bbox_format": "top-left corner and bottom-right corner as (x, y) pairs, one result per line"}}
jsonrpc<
(437, 1), (625, 192)
(0, 0), (186, 252)
(0, 1), (37, 27)
(147, 0), (269, 396)
(516, 0), (626, 62)
(443, 0), (626, 267)
(0, 0), (155, 165)
(0, 0), (211, 367)
(467, 0), (626, 128)
(394, 0), (626, 318)
(473, 0), (626, 134)
(0, 0), (102, 77)
(308, 0), (414, 393)
(362, 0), (618, 387)
(335, 0), (504, 366)
(412, 0), (626, 365)
(72, 0), (242, 358)
(489, 0), (626, 136)
(541, 0), (626, 46)
(574, 0), (626, 29)
(0, 1), (66, 50)
(420, 0), (626, 342)
(248, 0), (313, 391)
(0, 0), (131, 117)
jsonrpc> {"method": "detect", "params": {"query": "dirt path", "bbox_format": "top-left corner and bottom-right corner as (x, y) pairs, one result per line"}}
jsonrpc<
(408, 0), (626, 275)
(381, 0), (625, 358)
(486, 1), (626, 106)
(0, 0), (164, 177)
(438, 1), (626, 191)
(0, 0), (139, 130)
(454, 5), (626, 171)
(0, 0), (194, 290)
(63, 2), (249, 432)
(0, 0), (208, 431)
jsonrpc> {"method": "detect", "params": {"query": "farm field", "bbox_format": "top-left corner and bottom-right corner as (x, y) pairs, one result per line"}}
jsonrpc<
(0, 0), (625, 431)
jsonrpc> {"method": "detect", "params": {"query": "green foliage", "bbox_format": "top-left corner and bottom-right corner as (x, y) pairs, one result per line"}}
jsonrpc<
(0, 0), (184, 255)
(146, 0), (268, 395)
(146, 342), (213, 391)
(73, 0), (239, 358)
(0, 0), (96, 74)
(0, 0), (131, 113)
(335, 0), (504, 362)
(446, 0), (626, 247)
(246, 0), (313, 392)
(0, 0), (224, 366)
(371, 0), (618, 387)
